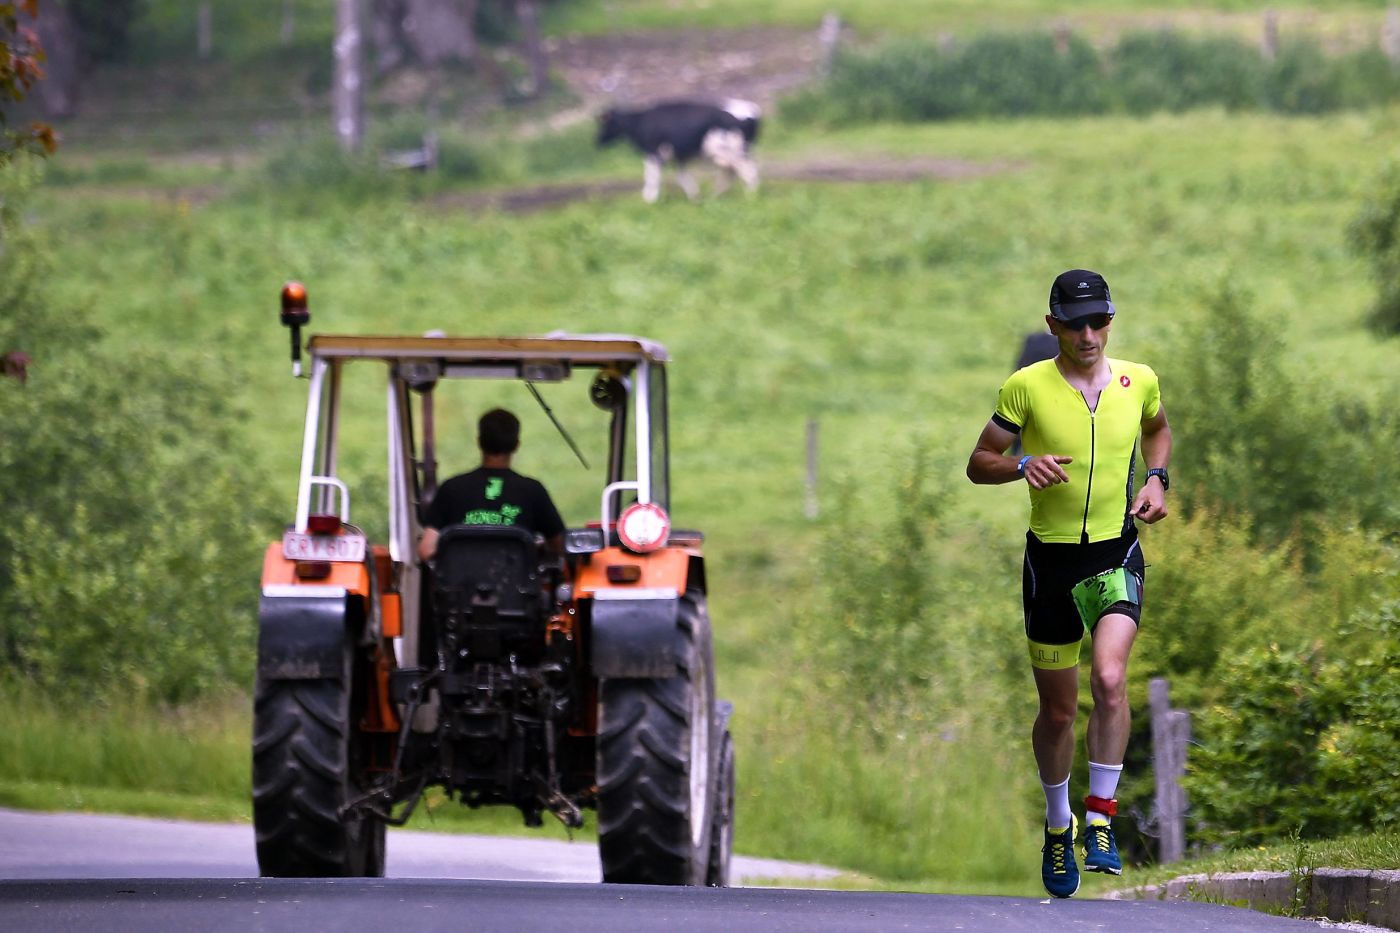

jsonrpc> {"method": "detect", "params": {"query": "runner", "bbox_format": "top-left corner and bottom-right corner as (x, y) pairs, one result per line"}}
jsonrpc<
(965, 269), (1173, 898)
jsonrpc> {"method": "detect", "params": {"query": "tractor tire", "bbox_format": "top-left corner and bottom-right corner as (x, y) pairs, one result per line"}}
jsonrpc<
(597, 589), (718, 885)
(252, 670), (385, 877)
(705, 728), (735, 887)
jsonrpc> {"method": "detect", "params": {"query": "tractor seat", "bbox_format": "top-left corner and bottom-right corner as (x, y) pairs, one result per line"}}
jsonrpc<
(430, 524), (559, 661)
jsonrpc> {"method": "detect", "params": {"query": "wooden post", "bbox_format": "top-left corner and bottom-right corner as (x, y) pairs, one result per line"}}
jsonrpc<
(818, 12), (841, 74)
(517, 0), (548, 98)
(1150, 677), (1190, 863)
(334, 0), (365, 154)
(805, 418), (819, 519)
(197, 2), (213, 59)
(1385, 5), (1400, 65)
(1261, 9), (1279, 61)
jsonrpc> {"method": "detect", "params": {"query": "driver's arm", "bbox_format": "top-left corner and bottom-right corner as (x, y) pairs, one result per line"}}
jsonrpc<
(417, 526), (440, 562)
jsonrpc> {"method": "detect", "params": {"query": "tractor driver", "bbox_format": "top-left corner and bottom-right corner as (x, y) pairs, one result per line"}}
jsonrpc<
(418, 408), (566, 561)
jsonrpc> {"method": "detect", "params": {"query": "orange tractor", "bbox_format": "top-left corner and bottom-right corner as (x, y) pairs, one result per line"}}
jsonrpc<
(253, 283), (734, 884)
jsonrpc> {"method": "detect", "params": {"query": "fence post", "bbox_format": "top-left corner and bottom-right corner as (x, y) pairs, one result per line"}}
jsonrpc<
(805, 418), (819, 519)
(197, 2), (213, 60)
(1261, 9), (1279, 61)
(818, 12), (842, 74)
(1150, 677), (1190, 863)
(1385, 5), (1400, 65)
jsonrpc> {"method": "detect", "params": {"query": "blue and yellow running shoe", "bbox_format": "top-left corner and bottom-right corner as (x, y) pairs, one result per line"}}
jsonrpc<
(1041, 814), (1080, 898)
(1082, 818), (1122, 875)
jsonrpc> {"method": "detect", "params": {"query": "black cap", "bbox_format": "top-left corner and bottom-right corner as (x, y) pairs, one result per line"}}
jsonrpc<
(1049, 269), (1115, 321)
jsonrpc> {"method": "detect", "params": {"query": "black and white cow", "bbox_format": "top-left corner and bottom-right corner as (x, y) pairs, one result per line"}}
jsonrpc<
(597, 99), (761, 203)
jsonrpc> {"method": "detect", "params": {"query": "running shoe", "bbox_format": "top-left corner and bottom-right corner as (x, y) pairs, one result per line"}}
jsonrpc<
(1041, 814), (1080, 898)
(1082, 818), (1122, 875)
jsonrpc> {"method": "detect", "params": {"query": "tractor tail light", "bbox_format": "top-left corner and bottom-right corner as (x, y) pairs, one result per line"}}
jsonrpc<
(617, 503), (669, 554)
(307, 513), (342, 534)
(295, 560), (332, 580)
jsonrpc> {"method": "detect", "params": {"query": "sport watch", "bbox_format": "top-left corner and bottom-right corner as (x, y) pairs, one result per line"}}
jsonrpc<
(1146, 468), (1170, 491)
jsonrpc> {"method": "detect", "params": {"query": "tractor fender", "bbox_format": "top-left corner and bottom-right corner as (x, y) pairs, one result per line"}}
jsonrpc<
(714, 699), (733, 736)
(257, 587), (360, 681)
(590, 591), (680, 678)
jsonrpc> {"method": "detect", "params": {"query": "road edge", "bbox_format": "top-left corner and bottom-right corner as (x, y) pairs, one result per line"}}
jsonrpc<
(1105, 868), (1400, 930)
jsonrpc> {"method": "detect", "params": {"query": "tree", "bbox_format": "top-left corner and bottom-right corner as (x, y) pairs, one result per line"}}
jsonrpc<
(0, 0), (55, 160)
(27, 0), (142, 119)
(334, 0), (364, 153)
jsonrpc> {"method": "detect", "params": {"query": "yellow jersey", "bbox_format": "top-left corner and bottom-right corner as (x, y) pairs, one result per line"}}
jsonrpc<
(992, 357), (1162, 544)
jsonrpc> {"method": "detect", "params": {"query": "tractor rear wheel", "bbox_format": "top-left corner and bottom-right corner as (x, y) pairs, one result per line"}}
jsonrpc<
(705, 727), (735, 887)
(252, 666), (385, 877)
(597, 589), (718, 885)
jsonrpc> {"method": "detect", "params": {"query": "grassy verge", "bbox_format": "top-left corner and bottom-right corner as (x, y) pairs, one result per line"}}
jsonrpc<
(545, 1), (1386, 37)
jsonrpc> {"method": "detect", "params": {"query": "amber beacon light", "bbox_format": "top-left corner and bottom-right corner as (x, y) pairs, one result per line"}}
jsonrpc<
(280, 280), (310, 376)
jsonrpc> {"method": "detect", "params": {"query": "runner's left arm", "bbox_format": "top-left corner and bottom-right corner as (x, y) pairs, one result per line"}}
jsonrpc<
(1131, 406), (1172, 523)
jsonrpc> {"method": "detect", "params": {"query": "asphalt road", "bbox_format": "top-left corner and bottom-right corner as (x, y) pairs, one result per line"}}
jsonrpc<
(0, 809), (1340, 932)
(0, 808), (834, 884)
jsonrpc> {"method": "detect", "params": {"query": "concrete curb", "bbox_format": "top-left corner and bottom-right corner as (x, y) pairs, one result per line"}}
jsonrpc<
(1105, 868), (1400, 930)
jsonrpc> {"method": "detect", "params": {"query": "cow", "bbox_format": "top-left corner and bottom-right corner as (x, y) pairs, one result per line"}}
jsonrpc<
(597, 99), (761, 203)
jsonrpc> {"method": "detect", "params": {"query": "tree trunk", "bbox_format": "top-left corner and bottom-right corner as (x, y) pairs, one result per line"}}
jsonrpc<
(370, 0), (408, 73)
(334, 0), (365, 153)
(33, 0), (81, 118)
(402, 0), (477, 66)
(517, 0), (547, 98)
(282, 0), (296, 45)
(373, 0), (478, 72)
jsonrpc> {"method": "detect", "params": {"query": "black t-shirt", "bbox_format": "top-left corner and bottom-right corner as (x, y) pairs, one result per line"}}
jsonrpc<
(425, 467), (565, 540)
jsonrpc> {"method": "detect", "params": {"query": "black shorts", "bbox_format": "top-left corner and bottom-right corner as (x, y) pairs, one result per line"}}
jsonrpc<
(1022, 530), (1145, 656)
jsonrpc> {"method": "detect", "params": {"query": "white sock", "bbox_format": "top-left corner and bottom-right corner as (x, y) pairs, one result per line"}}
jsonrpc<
(1041, 775), (1072, 830)
(1087, 761), (1123, 823)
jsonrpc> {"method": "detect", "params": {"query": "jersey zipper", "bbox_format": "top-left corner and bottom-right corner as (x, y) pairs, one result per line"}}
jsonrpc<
(1080, 393), (1096, 544)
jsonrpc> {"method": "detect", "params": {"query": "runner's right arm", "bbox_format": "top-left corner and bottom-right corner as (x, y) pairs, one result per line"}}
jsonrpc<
(966, 419), (1072, 489)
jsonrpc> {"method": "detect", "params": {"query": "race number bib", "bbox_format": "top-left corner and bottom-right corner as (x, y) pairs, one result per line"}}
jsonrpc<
(1071, 566), (1140, 631)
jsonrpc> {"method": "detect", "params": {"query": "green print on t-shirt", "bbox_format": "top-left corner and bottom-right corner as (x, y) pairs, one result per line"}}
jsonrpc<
(485, 477), (504, 501)
(461, 504), (522, 526)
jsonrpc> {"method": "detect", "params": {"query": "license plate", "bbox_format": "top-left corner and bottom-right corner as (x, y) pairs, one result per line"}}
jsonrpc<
(282, 530), (367, 562)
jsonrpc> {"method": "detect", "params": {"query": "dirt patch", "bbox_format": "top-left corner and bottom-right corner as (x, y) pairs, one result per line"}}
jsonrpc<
(435, 155), (1020, 215)
(771, 156), (1019, 184)
(547, 25), (830, 112)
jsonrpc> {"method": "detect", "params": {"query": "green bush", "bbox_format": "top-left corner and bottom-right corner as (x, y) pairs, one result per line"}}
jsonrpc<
(793, 445), (950, 718)
(1110, 31), (1264, 113)
(1104, 512), (1397, 859)
(787, 32), (1103, 124)
(259, 132), (381, 196)
(787, 30), (1400, 126)
(1160, 284), (1400, 547)
(1349, 157), (1400, 334)
(0, 174), (275, 703)
(952, 32), (1105, 118)
(1185, 595), (1400, 845)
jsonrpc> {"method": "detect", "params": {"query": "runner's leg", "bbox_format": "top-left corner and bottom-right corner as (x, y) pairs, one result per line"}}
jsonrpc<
(1031, 665), (1079, 791)
(1033, 663), (1082, 896)
(1085, 612), (1137, 766)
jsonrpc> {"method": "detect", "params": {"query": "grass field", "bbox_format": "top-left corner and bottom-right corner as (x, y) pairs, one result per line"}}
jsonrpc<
(546, 0), (1392, 41)
(7, 99), (1399, 891)
(6, 0), (1400, 889)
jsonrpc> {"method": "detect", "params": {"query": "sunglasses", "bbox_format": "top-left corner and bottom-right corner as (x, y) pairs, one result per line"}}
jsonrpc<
(1062, 313), (1113, 332)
